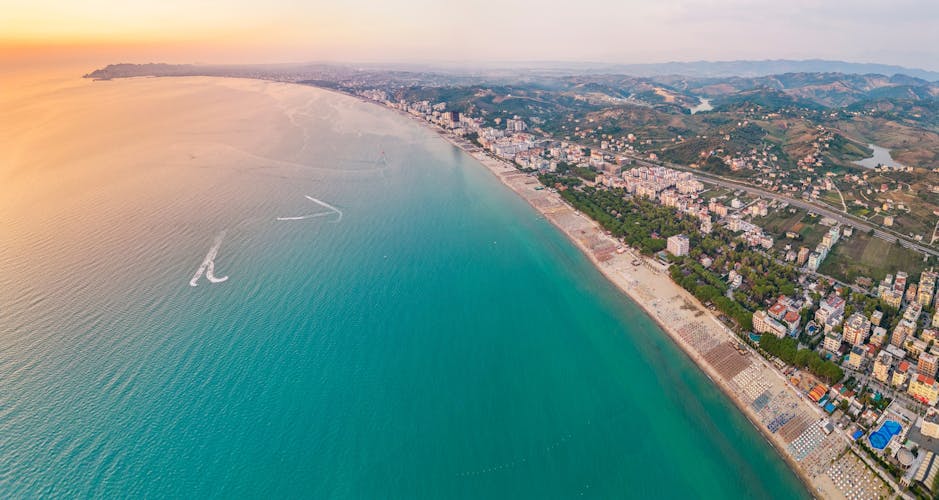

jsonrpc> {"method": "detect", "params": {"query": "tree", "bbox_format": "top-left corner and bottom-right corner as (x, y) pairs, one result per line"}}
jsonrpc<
(760, 334), (843, 383)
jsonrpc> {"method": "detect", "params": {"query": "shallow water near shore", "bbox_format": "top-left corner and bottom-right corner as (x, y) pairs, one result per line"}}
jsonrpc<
(0, 75), (809, 498)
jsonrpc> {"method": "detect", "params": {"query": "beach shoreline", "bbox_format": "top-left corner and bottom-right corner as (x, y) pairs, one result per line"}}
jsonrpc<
(438, 133), (827, 497)
(332, 88), (849, 497)
(278, 79), (910, 499)
(99, 76), (873, 498)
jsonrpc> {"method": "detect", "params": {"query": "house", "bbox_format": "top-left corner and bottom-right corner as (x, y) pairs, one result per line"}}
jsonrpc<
(783, 310), (801, 336)
(768, 302), (788, 321)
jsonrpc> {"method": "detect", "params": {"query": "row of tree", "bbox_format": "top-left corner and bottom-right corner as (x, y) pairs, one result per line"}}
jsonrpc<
(759, 334), (843, 383)
(542, 179), (700, 255)
(669, 262), (753, 331)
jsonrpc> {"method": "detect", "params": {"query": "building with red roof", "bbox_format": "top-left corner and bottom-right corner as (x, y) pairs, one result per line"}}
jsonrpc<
(909, 374), (939, 405)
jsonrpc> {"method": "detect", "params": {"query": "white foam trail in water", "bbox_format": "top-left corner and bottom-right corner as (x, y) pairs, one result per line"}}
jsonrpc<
(205, 260), (229, 284)
(303, 195), (343, 222)
(276, 196), (343, 222)
(189, 231), (228, 287)
(275, 212), (334, 221)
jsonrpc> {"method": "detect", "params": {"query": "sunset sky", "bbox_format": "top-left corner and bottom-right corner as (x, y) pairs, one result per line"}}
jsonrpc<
(2, 0), (938, 68)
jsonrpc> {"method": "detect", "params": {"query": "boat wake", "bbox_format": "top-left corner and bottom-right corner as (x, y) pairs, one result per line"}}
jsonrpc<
(205, 260), (228, 284)
(190, 231), (229, 287)
(277, 195), (343, 223)
(304, 195), (343, 222)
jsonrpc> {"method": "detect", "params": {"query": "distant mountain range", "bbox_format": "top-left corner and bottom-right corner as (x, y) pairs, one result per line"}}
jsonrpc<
(436, 59), (939, 82)
(652, 72), (939, 108)
(578, 60), (939, 82)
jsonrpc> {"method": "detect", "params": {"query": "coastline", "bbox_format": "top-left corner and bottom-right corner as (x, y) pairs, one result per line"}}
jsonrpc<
(331, 88), (845, 497)
(279, 80), (906, 499)
(435, 131), (829, 497)
(89, 76), (877, 498)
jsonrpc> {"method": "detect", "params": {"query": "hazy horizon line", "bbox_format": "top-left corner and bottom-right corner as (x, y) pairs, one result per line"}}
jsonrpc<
(89, 57), (939, 76)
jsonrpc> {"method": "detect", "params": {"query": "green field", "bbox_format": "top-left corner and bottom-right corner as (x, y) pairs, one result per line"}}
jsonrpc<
(754, 209), (804, 235)
(797, 218), (830, 249)
(701, 186), (735, 201)
(752, 209), (831, 250)
(817, 232), (929, 283)
(818, 190), (844, 211)
(847, 205), (871, 218)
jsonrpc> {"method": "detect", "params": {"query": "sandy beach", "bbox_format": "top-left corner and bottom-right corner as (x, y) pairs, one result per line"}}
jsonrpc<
(407, 123), (898, 499)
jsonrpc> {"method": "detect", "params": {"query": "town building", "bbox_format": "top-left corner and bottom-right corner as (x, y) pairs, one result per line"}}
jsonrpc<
(920, 352), (939, 379)
(823, 314), (842, 334)
(807, 252), (822, 271)
(870, 310), (884, 327)
(920, 269), (938, 307)
(708, 200), (728, 217)
(782, 310), (801, 336)
(906, 338), (929, 360)
(768, 303), (787, 320)
(797, 247), (810, 266)
(847, 345), (865, 370)
(909, 374), (939, 406)
(666, 234), (690, 257)
(753, 310), (788, 338)
(843, 312), (871, 346)
(823, 331), (843, 353)
(815, 294), (846, 325)
(923, 329), (938, 344)
(872, 352), (893, 383)
(700, 219), (712, 234)
(821, 226), (841, 249)
(882, 289), (903, 309)
(893, 361), (911, 388)
(880, 273), (905, 309)
(904, 302), (923, 323)
(892, 319), (916, 349)
(922, 409), (939, 440)
(870, 326), (888, 347)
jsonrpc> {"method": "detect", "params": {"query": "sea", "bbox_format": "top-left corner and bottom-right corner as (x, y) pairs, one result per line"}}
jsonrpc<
(0, 72), (810, 498)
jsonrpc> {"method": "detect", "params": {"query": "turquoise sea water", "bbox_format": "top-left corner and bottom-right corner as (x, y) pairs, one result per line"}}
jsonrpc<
(0, 77), (809, 498)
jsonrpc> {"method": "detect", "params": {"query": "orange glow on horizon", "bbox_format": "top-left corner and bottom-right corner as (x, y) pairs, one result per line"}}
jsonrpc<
(0, 0), (452, 68)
